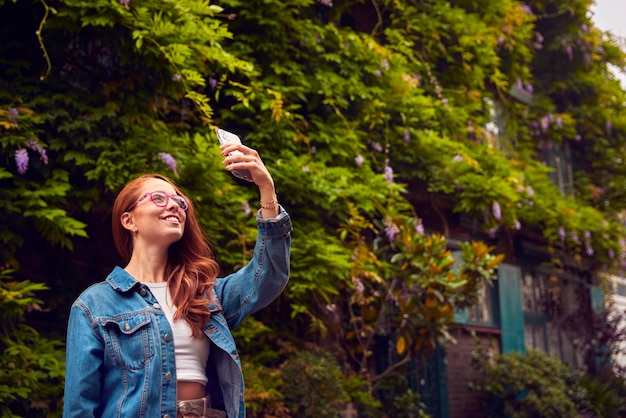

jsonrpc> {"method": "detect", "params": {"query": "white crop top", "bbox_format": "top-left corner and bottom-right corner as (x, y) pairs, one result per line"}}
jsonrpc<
(145, 282), (210, 386)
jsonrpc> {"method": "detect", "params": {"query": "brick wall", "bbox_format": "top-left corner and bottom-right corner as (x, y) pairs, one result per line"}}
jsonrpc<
(446, 327), (500, 418)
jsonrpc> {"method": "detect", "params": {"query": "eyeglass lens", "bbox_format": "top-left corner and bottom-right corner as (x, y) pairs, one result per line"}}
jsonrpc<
(151, 192), (187, 210)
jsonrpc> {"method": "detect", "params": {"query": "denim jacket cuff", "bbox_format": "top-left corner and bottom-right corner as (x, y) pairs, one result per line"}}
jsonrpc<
(256, 205), (292, 239)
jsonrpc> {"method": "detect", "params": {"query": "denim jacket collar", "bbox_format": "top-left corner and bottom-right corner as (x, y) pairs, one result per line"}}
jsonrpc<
(106, 266), (139, 292)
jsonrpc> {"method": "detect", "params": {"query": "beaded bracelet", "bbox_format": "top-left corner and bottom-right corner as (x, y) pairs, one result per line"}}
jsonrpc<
(260, 196), (278, 211)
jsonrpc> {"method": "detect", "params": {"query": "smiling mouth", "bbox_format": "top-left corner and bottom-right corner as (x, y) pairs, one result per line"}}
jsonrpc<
(163, 215), (181, 224)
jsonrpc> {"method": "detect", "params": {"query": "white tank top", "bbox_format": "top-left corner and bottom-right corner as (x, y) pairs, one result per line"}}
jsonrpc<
(145, 282), (210, 385)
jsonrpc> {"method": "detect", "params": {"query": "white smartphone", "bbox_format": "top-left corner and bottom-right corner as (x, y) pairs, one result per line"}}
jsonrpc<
(215, 128), (253, 181)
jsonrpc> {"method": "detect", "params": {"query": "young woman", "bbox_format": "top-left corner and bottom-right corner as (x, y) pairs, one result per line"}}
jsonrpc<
(63, 143), (292, 418)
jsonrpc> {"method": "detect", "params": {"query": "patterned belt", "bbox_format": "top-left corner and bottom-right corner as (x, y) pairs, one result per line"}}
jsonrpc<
(176, 395), (227, 418)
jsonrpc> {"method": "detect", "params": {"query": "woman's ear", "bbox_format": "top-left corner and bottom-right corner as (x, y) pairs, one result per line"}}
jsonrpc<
(120, 212), (135, 232)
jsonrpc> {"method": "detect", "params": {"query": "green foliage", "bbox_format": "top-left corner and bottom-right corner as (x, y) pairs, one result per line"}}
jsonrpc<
(470, 347), (580, 418)
(569, 372), (626, 418)
(242, 360), (290, 418)
(389, 390), (431, 418)
(1, 0), (626, 414)
(279, 350), (350, 418)
(471, 343), (626, 418)
(0, 269), (65, 418)
(332, 210), (503, 393)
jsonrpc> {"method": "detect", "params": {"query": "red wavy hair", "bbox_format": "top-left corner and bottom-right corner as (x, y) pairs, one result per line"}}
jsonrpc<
(112, 174), (220, 338)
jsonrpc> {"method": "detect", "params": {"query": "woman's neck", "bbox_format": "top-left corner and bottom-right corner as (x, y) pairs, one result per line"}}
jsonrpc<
(124, 248), (169, 283)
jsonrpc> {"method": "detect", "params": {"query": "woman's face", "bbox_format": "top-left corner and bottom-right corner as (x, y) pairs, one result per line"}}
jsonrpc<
(124, 177), (187, 248)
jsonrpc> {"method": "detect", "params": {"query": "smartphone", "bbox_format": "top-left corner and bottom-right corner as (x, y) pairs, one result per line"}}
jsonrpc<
(215, 128), (253, 181)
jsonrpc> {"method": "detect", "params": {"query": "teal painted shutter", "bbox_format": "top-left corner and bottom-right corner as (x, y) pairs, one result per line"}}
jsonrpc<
(498, 263), (526, 354)
(451, 250), (468, 324)
(590, 285), (608, 368)
(590, 286), (605, 311)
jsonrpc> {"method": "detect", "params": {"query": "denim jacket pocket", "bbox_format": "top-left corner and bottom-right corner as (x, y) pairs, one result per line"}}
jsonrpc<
(101, 312), (155, 370)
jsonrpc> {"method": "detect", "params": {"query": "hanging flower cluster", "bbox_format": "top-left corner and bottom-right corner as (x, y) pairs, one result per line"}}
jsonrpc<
(157, 152), (179, 176)
(14, 140), (49, 175)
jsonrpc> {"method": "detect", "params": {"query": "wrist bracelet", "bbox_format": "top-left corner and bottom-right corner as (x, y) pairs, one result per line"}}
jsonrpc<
(260, 196), (278, 211)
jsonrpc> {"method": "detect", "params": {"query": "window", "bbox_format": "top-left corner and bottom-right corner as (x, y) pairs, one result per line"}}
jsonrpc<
(480, 98), (513, 153)
(541, 141), (574, 194)
(467, 283), (496, 324)
(521, 269), (583, 368)
(453, 250), (498, 327)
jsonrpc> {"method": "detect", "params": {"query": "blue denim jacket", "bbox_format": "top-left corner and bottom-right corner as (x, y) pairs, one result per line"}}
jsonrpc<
(63, 208), (292, 418)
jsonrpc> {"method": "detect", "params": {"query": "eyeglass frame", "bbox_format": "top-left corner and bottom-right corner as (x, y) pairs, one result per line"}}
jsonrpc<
(125, 191), (188, 212)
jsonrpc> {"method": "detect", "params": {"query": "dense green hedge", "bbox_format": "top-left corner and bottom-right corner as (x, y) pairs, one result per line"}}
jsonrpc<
(1, 0), (626, 415)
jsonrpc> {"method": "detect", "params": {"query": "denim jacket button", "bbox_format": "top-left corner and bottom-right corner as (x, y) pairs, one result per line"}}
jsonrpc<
(139, 288), (147, 296)
(165, 372), (172, 380)
(163, 415), (171, 418)
(164, 334), (171, 342)
(154, 303), (161, 310)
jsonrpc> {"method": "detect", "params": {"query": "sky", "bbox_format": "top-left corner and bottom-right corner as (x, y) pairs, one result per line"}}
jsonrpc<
(590, 0), (626, 86)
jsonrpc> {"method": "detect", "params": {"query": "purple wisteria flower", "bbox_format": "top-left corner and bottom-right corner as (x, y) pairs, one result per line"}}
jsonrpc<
(400, 313), (409, 327)
(8, 108), (18, 126)
(415, 220), (424, 235)
(158, 152), (179, 176)
(353, 279), (365, 294)
(241, 201), (251, 215)
(372, 142), (383, 152)
(384, 165), (393, 182)
(514, 220), (521, 230)
(15, 148), (29, 174)
(488, 227), (498, 238)
(533, 32), (544, 50)
(520, 4), (533, 14)
(492, 201), (502, 221)
(120, 0), (130, 5)
(558, 226), (566, 242)
(317, 0), (333, 6)
(209, 77), (217, 90)
(27, 140), (48, 164)
(381, 59), (389, 71)
(355, 155), (364, 166)
(526, 185), (535, 198)
(383, 218), (399, 242)
(172, 73), (181, 82)
(452, 154), (464, 162)
(403, 129), (410, 143)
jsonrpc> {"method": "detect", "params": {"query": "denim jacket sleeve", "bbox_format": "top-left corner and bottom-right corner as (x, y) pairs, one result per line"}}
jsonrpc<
(63, 300), (104, 418)
(214, 205), (292, 329)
